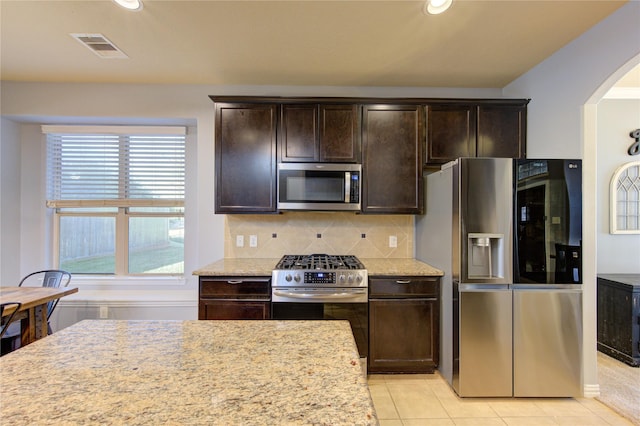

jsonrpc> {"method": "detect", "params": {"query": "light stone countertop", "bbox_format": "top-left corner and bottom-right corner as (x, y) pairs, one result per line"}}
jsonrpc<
(193, 257), (443, 277)
(363, 258), (443, 276)
(0, 319), (377, 425)
(193, 258), (281, 276)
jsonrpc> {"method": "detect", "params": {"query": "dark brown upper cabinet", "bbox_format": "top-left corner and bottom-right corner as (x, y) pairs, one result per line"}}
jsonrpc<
(477, 103), (527, 158)
(214, 102), (277, 213)
(362, 104), (424, 214)
(280, 104), (360, 163)
(425, 100), (528, 167)
(426, 104), (477, 162)
(210, 96), (527, 214)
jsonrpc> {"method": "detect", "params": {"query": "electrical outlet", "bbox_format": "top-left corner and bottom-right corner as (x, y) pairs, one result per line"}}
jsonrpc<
(249, 235), (258, 247)
(236, 235), (244, 247)
(389, 235), (398, 248)
(99, 306), (109, 319)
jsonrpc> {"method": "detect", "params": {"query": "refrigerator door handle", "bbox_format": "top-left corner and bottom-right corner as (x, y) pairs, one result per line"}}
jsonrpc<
(459, 284), (511, 291)
(512, 284), (582, 291)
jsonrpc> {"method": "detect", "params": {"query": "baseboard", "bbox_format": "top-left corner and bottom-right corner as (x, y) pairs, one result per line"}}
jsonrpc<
(584, 383), (600, 397)
(52, 300), (198, 330)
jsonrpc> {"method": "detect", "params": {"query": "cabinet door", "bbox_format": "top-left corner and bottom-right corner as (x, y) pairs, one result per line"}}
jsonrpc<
(426, 104), (476, 165)
(362, 104), (424, 214)
(477, 104), (526, 158)
(280, 104), (360, 163)
(319, 104), (360, 162)
(199, 300), (271, 320)
(369, 298), (439, 372)
(215, 103), (277, 213)
(280, 104), (318, 162)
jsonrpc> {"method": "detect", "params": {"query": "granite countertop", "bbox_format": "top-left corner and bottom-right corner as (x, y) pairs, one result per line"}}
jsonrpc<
(363, 258), (443, 276)
(193, 257), (443, 277)
(193, 258), (281, 276)
(0, 320), (377, 425)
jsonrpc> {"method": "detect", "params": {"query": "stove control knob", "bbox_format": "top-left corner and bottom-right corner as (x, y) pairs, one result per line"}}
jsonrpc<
(347, 274), (354, 283)
(355, 274), (363, 284)
(285, 274), (292, 282)
(293, 274), (301, 282)
(338, 274), (346, 284)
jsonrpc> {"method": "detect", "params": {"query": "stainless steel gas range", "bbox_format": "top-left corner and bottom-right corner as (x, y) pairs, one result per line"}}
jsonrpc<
(271, 254), (369, 358)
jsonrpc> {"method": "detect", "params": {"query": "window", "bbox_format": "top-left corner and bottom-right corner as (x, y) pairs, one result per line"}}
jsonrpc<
(610, 161), (640, 234)
(44, 125), (186, 275)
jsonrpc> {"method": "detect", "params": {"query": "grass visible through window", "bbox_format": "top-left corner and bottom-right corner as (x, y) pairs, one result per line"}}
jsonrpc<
(61, 241), (184, 275)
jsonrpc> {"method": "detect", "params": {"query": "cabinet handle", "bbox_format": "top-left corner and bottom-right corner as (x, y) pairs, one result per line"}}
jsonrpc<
(396, 280), (411, 284)
(227, 280), (243, 284)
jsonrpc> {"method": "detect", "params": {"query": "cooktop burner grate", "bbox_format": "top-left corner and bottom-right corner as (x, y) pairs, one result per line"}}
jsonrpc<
(275, 254), (365, 270)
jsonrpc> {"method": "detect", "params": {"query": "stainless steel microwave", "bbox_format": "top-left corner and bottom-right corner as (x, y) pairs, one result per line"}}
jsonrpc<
(277, 163), (361, 211)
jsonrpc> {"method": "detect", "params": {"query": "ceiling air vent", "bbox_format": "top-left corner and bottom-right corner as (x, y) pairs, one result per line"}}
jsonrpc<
(70, 33), (128, 59)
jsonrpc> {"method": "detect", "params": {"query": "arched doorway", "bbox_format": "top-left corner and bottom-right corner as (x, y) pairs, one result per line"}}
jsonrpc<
(583, 55), (640, 419)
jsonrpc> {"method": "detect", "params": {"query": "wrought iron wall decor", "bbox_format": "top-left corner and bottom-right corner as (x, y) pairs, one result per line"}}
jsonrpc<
(629, 129), (640, 156)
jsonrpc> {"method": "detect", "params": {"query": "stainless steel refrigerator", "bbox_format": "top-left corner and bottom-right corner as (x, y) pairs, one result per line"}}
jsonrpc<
(415, 157), (582, 397)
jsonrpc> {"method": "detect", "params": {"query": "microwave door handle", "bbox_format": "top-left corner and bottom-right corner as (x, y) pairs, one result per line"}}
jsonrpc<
(344, 172), (351, 203)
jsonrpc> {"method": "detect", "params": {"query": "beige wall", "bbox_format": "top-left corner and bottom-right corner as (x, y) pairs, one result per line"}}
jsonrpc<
(225, 213), (413, 259)
(597, 98), (640, 274)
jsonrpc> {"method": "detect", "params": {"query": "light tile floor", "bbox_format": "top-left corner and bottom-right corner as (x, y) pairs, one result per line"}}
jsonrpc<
(368, 373), (634, 426)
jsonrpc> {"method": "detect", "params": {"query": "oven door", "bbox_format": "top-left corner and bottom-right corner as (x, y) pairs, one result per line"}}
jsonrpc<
(271, 288), (368, 358)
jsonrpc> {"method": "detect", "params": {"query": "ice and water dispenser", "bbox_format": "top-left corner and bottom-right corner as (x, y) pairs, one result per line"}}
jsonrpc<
(467, 233), (505, 279)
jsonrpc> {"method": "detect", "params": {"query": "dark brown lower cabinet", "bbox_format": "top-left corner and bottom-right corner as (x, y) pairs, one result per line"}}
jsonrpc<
(199, 299), (270, 320)
(368, 277), (440, 373)
(198, 276), (271, 320)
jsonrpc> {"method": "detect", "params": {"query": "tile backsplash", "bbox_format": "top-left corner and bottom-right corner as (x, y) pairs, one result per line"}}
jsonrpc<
(225, 212), (414, 259)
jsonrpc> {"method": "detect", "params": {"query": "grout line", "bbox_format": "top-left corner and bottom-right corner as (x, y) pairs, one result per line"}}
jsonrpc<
(368, 375), (633, 425)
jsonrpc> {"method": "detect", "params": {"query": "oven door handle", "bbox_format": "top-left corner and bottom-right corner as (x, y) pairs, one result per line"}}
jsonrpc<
(273, 290), (365, 300)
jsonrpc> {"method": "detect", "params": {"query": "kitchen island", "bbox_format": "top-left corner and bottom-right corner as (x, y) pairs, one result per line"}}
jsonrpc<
(0, 320), (377, 425)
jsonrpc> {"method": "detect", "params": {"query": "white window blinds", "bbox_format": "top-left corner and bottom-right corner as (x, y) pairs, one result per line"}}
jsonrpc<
(44, 126), (186, 208)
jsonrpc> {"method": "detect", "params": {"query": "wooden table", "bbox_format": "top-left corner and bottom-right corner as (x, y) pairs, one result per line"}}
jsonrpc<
(0, 320), (377, 425)
(0, 286), (78, 345)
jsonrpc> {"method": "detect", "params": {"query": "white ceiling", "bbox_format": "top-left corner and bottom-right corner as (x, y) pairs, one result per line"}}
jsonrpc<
(0, 0), (635, 89)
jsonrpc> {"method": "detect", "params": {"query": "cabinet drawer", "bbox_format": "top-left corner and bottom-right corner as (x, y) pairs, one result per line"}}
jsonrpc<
(199, 300), (271, 320)
(199, 276), (271, 299)
(369, 276), (439, 298)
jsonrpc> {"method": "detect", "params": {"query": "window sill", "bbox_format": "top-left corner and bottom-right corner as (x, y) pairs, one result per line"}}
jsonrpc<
(67, 275), (187, 287)
(58, 275), (195, 303)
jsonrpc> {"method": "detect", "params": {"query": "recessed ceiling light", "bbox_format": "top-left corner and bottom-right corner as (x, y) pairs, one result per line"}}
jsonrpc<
(112, 0), (143, 11)
(424, 0), (453, 15)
